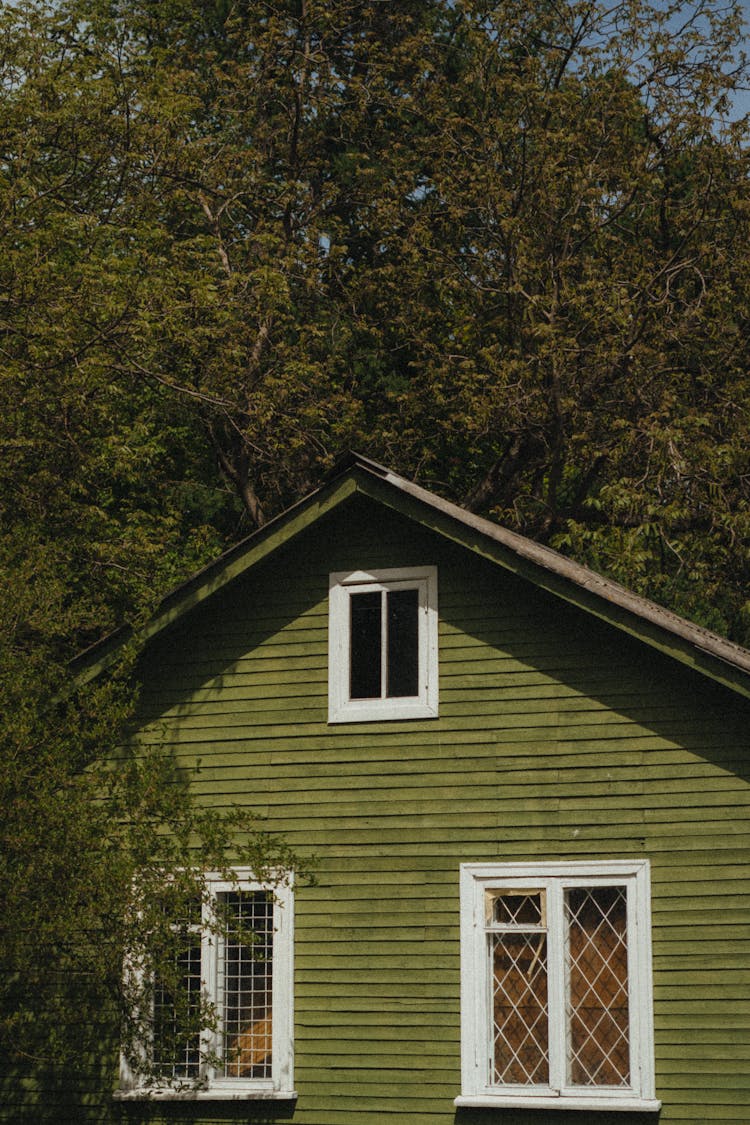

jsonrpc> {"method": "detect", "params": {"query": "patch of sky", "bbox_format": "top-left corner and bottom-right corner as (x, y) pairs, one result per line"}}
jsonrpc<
(720, 0), (750, 116)
(470, 1), (747, 123)
(637, 1), (749, 122)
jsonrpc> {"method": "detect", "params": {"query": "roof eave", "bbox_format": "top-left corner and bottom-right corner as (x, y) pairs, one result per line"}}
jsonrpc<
(70, 471), (361, 685)
(352, 464), (750, 702)
(71, 451), (750, 702)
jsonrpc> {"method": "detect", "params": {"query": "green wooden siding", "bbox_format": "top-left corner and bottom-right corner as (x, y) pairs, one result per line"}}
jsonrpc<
(7, 491), (750, 1123)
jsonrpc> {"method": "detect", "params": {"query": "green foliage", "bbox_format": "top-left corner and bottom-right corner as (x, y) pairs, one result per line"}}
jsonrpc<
(0, 582), (303, 1090)
(4, 0), (746, 638)
(0, 0), (749, 1093)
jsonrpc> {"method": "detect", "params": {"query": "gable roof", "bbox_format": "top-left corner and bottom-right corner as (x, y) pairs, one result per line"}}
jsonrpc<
(72, 451), (750, 701)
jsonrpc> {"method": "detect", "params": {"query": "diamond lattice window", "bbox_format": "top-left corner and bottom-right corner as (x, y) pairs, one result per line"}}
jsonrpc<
(489, 891), (549, 1085)
(459, 862), (656, 1110)
(492, 931), (550, 1084)
(566, 886), (630, 1087)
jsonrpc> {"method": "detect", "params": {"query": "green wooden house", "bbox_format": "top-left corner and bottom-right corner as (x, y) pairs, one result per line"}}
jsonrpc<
(63, 454), (750, 1121)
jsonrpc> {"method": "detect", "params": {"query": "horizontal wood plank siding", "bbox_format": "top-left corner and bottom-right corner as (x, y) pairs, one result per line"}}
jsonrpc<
(11, 494), (745, 1124)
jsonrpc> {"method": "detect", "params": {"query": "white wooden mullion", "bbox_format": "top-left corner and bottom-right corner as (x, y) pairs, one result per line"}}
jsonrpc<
(484, 900), (494, 1087)
(380, 589), (387, 700)
(546, 881), (566, 1094)
(562, 885), (572, 1091)
(201, 895), (218, 1087)
(631, 867), (656, 1100)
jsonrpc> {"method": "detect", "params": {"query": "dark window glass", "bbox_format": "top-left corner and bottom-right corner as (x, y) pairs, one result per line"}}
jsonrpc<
(350, 591), (382, 699)
(492, 891), (544, 927)
(386, 588), (419, 697)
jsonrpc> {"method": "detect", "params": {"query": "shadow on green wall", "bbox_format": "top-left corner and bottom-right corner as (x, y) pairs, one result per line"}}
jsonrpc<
(117, 1098), (297, 1125)
(455, 1110), (660, 1125)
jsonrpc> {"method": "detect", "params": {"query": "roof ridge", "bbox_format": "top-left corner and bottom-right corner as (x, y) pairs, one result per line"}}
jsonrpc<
(71, 453), (750, 698)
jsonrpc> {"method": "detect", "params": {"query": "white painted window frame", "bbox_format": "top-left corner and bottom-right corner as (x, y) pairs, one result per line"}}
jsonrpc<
(117, 870), (295, 1101)
(328, 565), (438, 723)
(457, 861), (660, 1113)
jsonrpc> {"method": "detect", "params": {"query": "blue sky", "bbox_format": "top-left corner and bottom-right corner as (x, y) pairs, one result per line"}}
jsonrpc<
(733, 0), (750, 118)
(669, 0), (750, 120)
(640, 1), (749, 120)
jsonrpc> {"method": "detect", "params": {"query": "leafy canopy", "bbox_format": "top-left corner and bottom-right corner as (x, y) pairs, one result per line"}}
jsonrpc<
(3, 0), (750, 634)
(0, 0), (749, 1106)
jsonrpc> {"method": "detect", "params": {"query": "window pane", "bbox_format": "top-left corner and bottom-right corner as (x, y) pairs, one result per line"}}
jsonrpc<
(386, 588), (418, 697)
(490, 890), (544, 927)
(566, 886), (630, 1087)
(220, 891), (274, 1080)
(152, 934), (202, 1080)
(492, 933), (549, 1086)
(350, 591), (382, 699)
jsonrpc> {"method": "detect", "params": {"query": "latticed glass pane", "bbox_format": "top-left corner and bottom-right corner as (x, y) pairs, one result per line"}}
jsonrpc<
(490, 890), (544, 926)
(219, 891), (274, 1079)
(492, 933), (549, 1085)
(565, 885), (630, 1087)
(152, 933), (202, 1079)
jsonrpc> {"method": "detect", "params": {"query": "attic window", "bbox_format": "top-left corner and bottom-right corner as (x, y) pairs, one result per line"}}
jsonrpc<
(328, 567), (438, 723)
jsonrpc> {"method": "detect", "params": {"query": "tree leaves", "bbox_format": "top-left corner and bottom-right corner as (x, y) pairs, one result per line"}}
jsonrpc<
(0, 0), (749, 1079)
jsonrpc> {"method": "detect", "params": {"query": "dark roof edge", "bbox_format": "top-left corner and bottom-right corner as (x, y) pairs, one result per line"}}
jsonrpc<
(322, 449), (391, 481)
(69, 468), (358, 682)
(71, 450), (750, 695)
(367, 460), (750, 682)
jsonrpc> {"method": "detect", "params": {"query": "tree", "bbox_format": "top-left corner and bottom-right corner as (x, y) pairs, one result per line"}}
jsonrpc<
(5, 0), (748, 637)
(0, 0), (304, 1089)
(388, 1), (750, 638)
(0, 0), (749, 1085)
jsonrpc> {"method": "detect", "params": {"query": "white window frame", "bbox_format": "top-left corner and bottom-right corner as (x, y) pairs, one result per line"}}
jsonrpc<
(328, 565), (438, 723)
(117, 870), (294, 1101)
(457, 861), (660, 1113)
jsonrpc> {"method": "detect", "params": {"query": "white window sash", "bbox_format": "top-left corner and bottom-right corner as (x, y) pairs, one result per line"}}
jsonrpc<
(328, 565), (438, 722)
(204, 872), (294, 1095)
(117, 870), (294, 1100)
(458, 861), (658, 1111)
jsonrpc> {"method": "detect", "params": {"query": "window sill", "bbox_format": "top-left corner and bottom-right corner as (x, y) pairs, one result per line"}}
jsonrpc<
(454, 1095), (662, 1113)
(328, 700), (438, 724)
(114, 1088), (297, 1102)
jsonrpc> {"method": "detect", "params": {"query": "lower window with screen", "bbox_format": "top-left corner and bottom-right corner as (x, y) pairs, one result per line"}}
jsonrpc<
(457, 862), (660, 1112)
(118, 872), (294, 1100)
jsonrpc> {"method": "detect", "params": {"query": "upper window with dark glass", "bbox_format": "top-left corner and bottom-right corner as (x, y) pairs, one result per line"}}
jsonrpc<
(328, 567), (438, 723)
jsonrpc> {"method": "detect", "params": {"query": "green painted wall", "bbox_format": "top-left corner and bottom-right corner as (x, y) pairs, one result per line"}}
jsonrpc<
(15, 492), (750, 1123)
